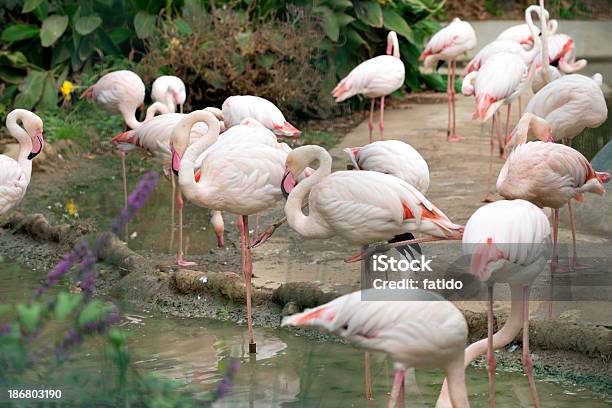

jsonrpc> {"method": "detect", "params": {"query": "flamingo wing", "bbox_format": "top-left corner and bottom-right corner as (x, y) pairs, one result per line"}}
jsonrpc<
(332, 56), (404, 101)
(0, 155), (28, 215)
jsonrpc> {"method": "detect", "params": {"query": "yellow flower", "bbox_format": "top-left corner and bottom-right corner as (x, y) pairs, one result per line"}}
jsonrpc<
(66, 199), (78, 217)
(60, 80), (74, 101)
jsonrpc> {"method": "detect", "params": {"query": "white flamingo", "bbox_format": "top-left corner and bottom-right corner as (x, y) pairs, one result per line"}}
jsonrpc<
(221, 95), (301, 138)
(151, 75), (187, 113)
(0, 109), (44, 215)
(332, 31), (405, 143)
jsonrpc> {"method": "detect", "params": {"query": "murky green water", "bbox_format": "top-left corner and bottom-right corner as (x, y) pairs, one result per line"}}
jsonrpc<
(1, 260), (609, 407)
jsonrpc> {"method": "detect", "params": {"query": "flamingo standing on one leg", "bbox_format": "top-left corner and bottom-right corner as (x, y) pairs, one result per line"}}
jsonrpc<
(152, 75), (187, 113)
(280, 144), (463, 399)
(332, 31), (405, 143)
(283, 288), (470, 408)
(0, 109), (45, 215)
(436, 199), (551, 408)
(420, 18), (476, 142)
(171, 111), (287, 354)
(111, 108), (226, 265)
(498, 113), (610, 316)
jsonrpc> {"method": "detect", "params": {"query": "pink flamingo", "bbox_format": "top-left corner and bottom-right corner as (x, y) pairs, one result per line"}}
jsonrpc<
(282, 288), (470, 408)
(332, 31), (405, 143)
(437, 199), (551, 408)
(111, 108), (226, 265)
(280, 144), (462, 399)
(420, 18), (476, 142)
(0, 109), (44, 215)
(221, 95), (301, 138)
(496, 18), (557, 50)
(171, 111), (287, 354)
(498, 113), (610, 291)
(152, 75), (187, 113)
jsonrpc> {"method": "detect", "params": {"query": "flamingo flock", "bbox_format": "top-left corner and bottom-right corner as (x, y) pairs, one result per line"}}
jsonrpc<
(1, 1), (610, 406)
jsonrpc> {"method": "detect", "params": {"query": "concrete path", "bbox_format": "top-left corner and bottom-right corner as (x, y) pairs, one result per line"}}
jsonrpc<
(252, 94), (611, 324)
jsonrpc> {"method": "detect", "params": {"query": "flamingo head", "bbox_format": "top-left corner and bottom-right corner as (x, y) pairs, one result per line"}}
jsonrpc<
(531, 116), (554, 142)
(273, 121), (301, 139)
(170, 145), (182, 176)
(469, 237), (504, 282)
(24, 115), (44, 160)
(211, 211), (225, 248)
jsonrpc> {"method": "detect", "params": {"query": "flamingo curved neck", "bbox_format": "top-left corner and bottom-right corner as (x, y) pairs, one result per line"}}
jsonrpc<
(123, 109), (143, 129)
(285, 148), (333, 238)
(524, 6), (544, 64)
(145, 102), (169, 121)
(6, 110), (34, 167)
(387, 32), (400, 58)
(164, 92), (176, 113)
(538, 0), (551, 82)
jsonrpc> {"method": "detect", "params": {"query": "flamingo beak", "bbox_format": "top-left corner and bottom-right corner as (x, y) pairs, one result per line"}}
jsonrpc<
(173, 91), (181, 105)
(28, 132), (44, 160)
(171, 148), (181, 176)
(273, 122), (301, 139)
(280, 166), (297, 199)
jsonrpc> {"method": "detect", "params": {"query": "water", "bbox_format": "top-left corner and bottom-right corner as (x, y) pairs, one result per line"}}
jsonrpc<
(1, 260), (609, 407)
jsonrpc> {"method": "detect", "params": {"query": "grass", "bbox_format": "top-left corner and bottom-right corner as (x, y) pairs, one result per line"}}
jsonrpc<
(298, 130), (341, 150)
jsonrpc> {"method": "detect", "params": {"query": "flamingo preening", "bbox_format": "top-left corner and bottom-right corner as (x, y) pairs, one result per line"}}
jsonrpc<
(283, 288), (470, 408)
(221, 95), (301, 138)
(171, 111), (287, 354)
(0, 109), (44, 215)
(332, 31), (405, 143)
(152, 75), (187, 113)
(437, 199), (551, 408)
(420, 18), (477, 142)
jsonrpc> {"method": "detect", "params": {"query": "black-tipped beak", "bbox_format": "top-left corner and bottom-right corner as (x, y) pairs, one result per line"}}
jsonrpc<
(28, 133), (44, 160)
(280, 167), (297, 200)
(171, 149), (180, 176)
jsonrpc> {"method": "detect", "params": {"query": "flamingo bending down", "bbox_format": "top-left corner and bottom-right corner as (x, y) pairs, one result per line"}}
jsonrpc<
(152, 75), (187, 113)
(283, 289), (470, 408)
(111, 108), (226, 265)
(420, 18), (476, 142)
(437, 199), (551, 408)
(333, 31), (405, 143)
(498, 113), (610, 280)
(171, 111), (287, 353)
(344, 140), (430, 193)
(221, 95), (301, 138)
(0, 109), (44, 215)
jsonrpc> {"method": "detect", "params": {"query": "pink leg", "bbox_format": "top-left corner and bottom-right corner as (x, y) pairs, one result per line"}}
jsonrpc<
(365, 352), (373, 400)
(495, 111), (504, 158)
(483, 117), (496, 202)
(169, 173), (176, 253)
(176, 191), (196, 266)
(120, 151), (129, 242)
(368, 98), (375, 144)
(567, 201), (591, 270)
(379, 96), (385, 140)
(399, 372), (405, 408)
(446, 65), (452, 139)
(179, 103), (183, 114)
(238, 215), (256, 353)
(522, 286), (541, 408)
(448, 60), (464, 142)
(503, 104), (511, 156)
(486, 285), (496, 408)
(548, 208), (567, 319)
(387, 369), (404, 408)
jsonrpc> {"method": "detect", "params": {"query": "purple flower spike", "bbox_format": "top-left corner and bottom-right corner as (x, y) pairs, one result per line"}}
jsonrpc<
(1, 324), (11, 335)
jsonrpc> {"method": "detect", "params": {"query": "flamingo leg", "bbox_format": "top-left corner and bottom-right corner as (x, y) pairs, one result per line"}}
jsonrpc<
(176, 191), (196, 266)
(567, 201), (591, 270)
(364, 352), (373, 400)
(448, 60), (464, 142)
(549, 208), (567, 319)
(446, 63), (452, 139)
(388, 369), (404, 408)
(399, 371), (405, 408)
(120, 151), (129, 242)
(379, 95), (385, 140)
(169, 173), (176, 253)
(368, 98), (375, 144)
(179, 103), (183, 114)
(503, 104), (511, 156)
(486, 285), (496, 408)
(238, 215), (256, 353)
(495, 111), (504, 158)
(483, 117), (496, 202)
(522, 285), (541, 408)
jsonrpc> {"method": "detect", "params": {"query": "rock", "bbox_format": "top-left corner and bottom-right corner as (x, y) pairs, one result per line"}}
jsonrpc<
(173, 269), (248, 302)
(281, 301), (300, 317)
(272, 281), (339, 309)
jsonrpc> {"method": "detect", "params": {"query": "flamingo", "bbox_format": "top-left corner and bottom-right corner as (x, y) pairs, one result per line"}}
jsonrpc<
(111, 108), (226, 265)
(152, 75), (187, 114)
(0, 109), (44, 215)
(420, 18), (476, 142)
(281, 144), (463, 399)
(332, 31), (405, 143)
(496, 18), (557, 50)
(282, 288), (470, 408)
(437, 199), (551, 408)
(170, 111), (287, 354)
(221, 95), (301, 138)
(344, 140), (430, 193)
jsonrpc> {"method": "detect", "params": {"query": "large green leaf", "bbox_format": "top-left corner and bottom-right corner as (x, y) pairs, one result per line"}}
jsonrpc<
(78, 37), (95, 60)
(382, 8), (413, 42)
(22, 0), (43, 13)
(14, 70), (45, 109)
(134, 11), (156, 39)
(345, 26), (369, 51)
(109, 27), (130, 45)
(0, 50), (29, 67)
(74, 15), (102, 36)
(1, 24), (40, 42)
(97, 30), (122, 55)
(335, 12), (355, 27)
(354, 1), (383, 27)
(313, 6), (339, 41)
(40, 15), (69, 47)
(327, 0), (353, 9)
(39, 73), (57, 109)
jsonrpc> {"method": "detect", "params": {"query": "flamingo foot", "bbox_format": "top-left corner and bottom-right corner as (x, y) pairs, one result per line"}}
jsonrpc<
(251, 225), (276, 248)
(345, 251), (365, 263)
(482, 193), (496, 203)
(177, 258), (197, 267)
(551, 260), (568, 274)
(570, 260), (592, 271)
(447, 134), (464, 143)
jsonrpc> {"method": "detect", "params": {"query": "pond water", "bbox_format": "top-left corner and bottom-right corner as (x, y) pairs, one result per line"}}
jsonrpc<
(1, 259), (610, 407)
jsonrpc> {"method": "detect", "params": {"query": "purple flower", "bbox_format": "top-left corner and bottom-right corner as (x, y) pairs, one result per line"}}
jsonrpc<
(1, 324), (11, 335)
(209, 358), (239, 403)
(111, 171), (158, 236)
